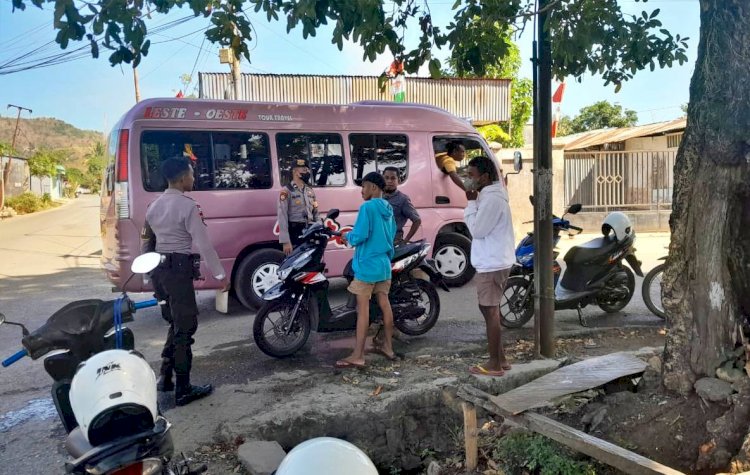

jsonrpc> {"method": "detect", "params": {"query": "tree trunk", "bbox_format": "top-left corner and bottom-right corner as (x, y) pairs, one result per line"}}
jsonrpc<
(0, 160), (10, 209)
(662, 0), (750, 395)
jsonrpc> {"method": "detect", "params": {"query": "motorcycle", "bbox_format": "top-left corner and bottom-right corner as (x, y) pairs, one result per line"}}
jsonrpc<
(1, 253), (206, 475)
(500, 202), (644, 328)
(253, 209), (448, 358)
(642, 255), (667, 319)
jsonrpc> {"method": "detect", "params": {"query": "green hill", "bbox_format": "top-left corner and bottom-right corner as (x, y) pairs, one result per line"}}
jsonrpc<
(0, 117), (103, 168)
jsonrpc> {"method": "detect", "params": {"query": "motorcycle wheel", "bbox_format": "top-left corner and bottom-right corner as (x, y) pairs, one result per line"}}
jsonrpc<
(642, 263), (666, 319)
(253, 299), (311, 358)
(500, 276), (534, 329)
(395, 279), (440, 336)
(597, 266), (635, 313)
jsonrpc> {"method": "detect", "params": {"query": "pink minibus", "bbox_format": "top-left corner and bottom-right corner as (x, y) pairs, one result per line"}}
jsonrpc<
(100, 98), (500, 309)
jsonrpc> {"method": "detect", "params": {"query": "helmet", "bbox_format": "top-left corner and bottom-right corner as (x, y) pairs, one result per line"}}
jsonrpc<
(69, 350), (157, 445)
(601, 212), (633, 242)
(275, 437), (378, 475)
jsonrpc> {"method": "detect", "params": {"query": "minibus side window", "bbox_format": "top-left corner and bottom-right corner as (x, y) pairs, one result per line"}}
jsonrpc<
(140, 130), (273, 191)
(432, 136), (497, 182)
(276, 133), (345, 187)
(349, 134), (408, 185)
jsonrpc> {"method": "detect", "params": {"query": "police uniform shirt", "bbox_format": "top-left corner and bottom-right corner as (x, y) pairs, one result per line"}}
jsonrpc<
(142, 189), (225, 278)
(277, 182), (319, 244)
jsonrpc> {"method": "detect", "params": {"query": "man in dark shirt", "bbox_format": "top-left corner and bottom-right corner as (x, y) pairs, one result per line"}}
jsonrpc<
(383, 167), (421, 244)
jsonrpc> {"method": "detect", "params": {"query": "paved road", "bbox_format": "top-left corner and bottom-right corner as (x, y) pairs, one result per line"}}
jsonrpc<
(0, 196), (667, 474)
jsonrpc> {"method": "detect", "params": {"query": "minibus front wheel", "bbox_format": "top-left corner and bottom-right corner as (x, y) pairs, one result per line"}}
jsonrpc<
(433, 232), (475, 287)
(235, 248), (286, 310)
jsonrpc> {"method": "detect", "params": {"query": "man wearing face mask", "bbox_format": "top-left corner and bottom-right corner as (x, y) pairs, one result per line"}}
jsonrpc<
(278, 158), (319, 255)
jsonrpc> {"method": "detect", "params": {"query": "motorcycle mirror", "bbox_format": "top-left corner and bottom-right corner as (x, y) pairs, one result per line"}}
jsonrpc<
(513, 151), (523, 172)
(131, 252), (162, 274)
(326, 209), (340, 221)
(567, 203), (583, 214)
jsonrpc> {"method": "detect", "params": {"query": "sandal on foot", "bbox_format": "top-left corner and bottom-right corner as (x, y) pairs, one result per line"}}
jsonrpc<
(334, 360), (366, 369)
(468, 365), (505, 377)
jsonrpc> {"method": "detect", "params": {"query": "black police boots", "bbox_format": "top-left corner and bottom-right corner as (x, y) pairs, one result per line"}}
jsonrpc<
(175, 375), (213, 406)
(157, 358), (174, 392)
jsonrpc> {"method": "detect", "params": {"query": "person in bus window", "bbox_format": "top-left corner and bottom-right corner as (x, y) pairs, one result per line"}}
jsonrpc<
(435, 141), (467, 192)
(278, 158), (319, 255)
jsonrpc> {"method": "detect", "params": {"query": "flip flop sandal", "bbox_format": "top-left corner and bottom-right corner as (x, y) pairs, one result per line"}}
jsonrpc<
(334, 360), (366, 369)
(468, 365), (505, 377)
(368, 347), (404, 361)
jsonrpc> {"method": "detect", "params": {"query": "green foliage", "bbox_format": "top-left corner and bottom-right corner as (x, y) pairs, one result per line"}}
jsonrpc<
(5, 192), (49, 214)
(0, 142), (14, 156)
(558, 100), (639, 135)
(11, 0), (687, 91)
(510, 77), (533, 146)
(493, 433), (598, 475)
(27, 149), (64, 178)
(477, 124), (512, 147)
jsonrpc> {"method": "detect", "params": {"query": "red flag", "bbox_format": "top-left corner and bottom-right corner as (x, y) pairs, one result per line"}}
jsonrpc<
(176, 90), (184, 98)
(551, 83), (566, 137)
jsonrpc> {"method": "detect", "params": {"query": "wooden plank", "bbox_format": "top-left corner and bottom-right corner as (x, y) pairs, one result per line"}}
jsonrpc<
(492, 352), (647, 415)
(457, 386), (684, 475)
(462, 402), (478, 471)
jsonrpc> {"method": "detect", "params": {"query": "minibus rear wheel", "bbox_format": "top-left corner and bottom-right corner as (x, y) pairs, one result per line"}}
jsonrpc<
(433, 232), (475, 287)
(235, 248), (286, 310)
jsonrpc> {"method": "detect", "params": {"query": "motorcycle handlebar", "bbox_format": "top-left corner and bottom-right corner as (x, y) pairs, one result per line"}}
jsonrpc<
(2, 349), (27, 367)
(568, 225), (583, 232)
(133, 298), (158, 310)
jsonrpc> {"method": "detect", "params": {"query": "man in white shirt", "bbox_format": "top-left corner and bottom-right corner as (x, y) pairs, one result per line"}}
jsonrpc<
(464, 156), (516, 377)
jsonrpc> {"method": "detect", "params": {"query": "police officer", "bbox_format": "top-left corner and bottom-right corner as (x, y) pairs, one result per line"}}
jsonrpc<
(141, 157), (229, 406)
(278, 158), (319, 255)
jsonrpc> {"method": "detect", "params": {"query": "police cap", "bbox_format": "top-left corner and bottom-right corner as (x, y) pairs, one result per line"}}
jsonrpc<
(161, 157), (192, 182)
(362, 171), (386, 191)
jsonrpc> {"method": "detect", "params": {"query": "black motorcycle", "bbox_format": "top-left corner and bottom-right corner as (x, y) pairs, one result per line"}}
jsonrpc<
(500, 209), (643, 328)
(253, 209), (447, 358)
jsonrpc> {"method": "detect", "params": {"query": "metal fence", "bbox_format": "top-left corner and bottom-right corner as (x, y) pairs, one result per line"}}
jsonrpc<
(564, 150), (676, 212)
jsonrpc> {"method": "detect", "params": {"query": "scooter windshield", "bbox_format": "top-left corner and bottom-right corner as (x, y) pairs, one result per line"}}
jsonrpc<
(22, 299), (133, 360)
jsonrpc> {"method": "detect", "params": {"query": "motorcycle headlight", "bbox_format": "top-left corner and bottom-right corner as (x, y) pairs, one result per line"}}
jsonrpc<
(278, 249), (315, 279)
(278, 266), (293, 280)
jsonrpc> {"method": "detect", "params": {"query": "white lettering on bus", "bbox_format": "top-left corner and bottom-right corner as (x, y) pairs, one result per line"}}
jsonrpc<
(144, 107), (187, 119)
(257, 114), (294, 121)
(205, 109), (248, 120)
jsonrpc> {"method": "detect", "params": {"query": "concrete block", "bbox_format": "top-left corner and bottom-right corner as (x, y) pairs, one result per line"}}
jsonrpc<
(238, 440), (287, 475)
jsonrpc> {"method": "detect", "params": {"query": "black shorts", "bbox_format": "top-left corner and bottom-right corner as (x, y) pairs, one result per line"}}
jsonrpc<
(289, 222), (307, 247)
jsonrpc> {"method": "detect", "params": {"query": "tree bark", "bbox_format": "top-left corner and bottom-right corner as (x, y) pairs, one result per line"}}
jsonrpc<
(662, 0), (750, 395)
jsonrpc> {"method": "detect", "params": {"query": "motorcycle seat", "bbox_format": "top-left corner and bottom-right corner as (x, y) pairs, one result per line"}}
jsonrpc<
(565, 236), (619, 264)
(393, 241), (423, 260)
(66, 426), (93, 459)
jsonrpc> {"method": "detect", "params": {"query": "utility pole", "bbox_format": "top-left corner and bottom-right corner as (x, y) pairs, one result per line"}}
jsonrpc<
(2, 104), (32, 210)
(231, 52), (241, 100)
(133, 67), (142, 103)
(533, 0), (556, 357)
(8, 104), (32, 152)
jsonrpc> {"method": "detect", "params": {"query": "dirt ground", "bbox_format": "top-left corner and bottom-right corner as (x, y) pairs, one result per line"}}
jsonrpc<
(188, 327), (669, 474)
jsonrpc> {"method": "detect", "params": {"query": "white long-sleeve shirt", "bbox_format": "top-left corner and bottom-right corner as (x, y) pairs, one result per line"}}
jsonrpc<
(464, 182), (516, 273)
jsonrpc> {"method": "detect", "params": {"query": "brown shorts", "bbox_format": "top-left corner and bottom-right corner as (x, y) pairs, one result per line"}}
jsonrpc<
(475, 268), (512, 307)
(348, 279), (392, 298)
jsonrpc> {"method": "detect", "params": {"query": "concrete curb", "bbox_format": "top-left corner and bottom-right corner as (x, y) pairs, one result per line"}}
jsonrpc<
(0, 197), (78, 223)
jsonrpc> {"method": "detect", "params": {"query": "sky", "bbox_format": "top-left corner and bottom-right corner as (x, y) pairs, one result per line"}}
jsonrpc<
(0, 0), (700, 135)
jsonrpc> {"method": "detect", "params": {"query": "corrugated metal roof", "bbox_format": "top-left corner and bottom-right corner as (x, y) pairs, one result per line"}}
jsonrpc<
(198, 73), (511, 123)
(553, 118), (686, 150)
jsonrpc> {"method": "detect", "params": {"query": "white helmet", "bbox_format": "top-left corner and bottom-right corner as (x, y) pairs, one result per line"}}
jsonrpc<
(601, 212), (633, 242)
(69, 349), (157, 445)
(275, 437), (378, 475)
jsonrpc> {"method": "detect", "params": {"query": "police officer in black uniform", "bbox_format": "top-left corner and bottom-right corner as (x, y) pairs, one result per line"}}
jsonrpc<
(141, 157), (229, 406)
(278, 158), (319, 255)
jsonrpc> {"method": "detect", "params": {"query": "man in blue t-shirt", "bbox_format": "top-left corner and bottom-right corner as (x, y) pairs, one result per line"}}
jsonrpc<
(336, 172), (397, 369)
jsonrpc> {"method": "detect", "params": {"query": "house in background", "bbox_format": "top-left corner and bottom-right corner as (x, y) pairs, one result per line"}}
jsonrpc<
(0, 155), (30, 199)
(554, 118), (686, 232)
(30, 165), (66, 200)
